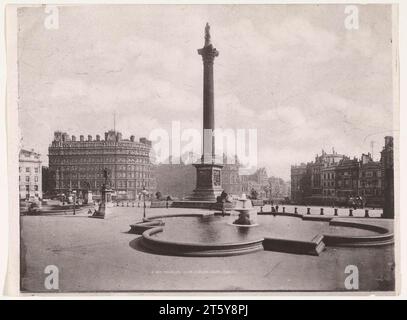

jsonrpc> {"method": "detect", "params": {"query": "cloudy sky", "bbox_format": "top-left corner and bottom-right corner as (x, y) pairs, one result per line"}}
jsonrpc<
(18, 4), (395, 180)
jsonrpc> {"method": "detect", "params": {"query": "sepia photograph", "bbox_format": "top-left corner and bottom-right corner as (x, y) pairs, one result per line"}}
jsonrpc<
(5, 3), (398, 294)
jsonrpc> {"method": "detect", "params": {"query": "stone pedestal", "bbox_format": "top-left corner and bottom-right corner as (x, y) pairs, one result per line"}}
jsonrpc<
(91, 186), (113, 219)
(187, 163), (223, 202)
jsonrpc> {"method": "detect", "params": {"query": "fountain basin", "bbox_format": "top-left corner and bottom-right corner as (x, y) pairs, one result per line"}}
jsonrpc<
(129, 213), (393, 257)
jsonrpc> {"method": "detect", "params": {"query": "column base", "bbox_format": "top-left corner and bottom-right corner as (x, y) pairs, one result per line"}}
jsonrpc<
(182, 162), (224, 203)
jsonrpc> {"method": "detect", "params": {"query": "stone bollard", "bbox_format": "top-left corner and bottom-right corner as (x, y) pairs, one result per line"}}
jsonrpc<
(349, 209), (353, 217)
(365, 209), (369, 218)
(283, 207), (285, 213)
(122, 202), (124, 207)
(334, 208), (338, 216)
(138, 202), (140, 207)
(320, 208), (324, 215)
(132, 202), (135, 207)
(260, 206), (263, 213)
(294, 207), (298, 214)
(307, 208), (311, 215)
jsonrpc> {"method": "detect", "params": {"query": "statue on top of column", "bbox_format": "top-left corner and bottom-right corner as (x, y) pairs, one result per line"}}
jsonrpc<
(204, 22), (211, 46)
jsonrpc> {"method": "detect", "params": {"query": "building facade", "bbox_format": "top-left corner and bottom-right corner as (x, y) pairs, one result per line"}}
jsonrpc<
(335, 158), (360, 199)
(290, 140), (392, 207)
(154, 154), (244, 199)
(358, 153), (383, 207)
(241, 167), (270, 198)
(290, 163), (308, 203)
(154, 161), (196, 199)
(19, 149), (42, 200)
(48, 130), (155, 200)
(221, 155), (243, 196)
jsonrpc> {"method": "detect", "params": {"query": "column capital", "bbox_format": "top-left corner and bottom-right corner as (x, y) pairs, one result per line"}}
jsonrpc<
(198, 44), (219, 65)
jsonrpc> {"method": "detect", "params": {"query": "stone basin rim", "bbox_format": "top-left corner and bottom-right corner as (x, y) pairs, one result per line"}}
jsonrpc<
(129, 212), (393, 256)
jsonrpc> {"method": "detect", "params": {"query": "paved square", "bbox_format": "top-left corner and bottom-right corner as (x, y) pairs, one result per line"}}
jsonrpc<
(20, 206), (395, 293)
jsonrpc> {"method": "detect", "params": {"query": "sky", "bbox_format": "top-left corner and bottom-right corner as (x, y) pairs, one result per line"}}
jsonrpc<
(17, 4), (396, 180)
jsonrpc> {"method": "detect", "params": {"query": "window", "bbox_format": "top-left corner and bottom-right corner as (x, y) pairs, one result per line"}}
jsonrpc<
(34, 185), (38, 191)
(25, 176), (30, 182)
(35, 167), (39, 173)
(34, 176), (38, 182)
(26, 185), (29, 191)
(26, 167), (30, 173)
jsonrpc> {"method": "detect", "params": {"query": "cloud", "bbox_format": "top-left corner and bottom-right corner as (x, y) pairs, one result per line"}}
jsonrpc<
(17, 5), (394, 179)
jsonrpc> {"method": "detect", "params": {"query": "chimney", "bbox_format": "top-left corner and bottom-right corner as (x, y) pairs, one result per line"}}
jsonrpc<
(96, 134), (100, 141)
(72, 135), (76, 142)
(80, 135), (84, 142)
(88, 135), (92, 141)
(105, 132), (108, 141)
(384, 136), (393, 147)
(54, 131), (62, 142)
(62, 133), (70, 142)
(130, 135), (135, 142)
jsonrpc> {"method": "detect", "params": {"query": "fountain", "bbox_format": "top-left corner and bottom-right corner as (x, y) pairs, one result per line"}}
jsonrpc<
(229, 195), (258, 227)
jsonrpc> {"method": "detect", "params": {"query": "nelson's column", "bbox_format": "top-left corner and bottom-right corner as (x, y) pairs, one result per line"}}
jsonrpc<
(174, 23), (224, 208)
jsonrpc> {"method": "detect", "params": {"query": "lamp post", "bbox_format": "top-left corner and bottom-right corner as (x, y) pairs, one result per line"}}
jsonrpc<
(72, 190), (76, 215)
(142, 185), (148, 219)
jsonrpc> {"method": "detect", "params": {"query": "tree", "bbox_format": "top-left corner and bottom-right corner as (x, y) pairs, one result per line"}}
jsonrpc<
(250, 188), (258, 200)
(155, 191), (163, 200)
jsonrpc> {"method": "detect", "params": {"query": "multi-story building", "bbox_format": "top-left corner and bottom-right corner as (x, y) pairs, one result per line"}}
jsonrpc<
(381, 136), (394, 218)
(290, 163), (308, 204)
(48, 130), (155, 200)
(19, 149), (42, 200)
(358, 153), (383, 207)
(241, 167), (269, 198)
(221, 154), (243, 196)
(305, 150), (346, 203)
(290, 139), (392, 207)
(335, 158), (360, 202)
(320, 150), (346, 199)
(309, 160), (323, 197)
